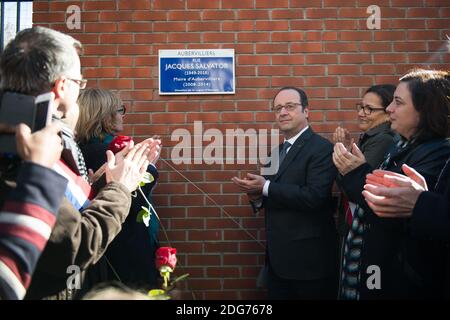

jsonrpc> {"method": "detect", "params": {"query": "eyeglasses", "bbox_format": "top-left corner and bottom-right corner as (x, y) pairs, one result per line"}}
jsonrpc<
(117, 105), (126, 115)
(68, 78), (87, 89)
(271, 102), (302, 114)
(356, 103), (385, 115)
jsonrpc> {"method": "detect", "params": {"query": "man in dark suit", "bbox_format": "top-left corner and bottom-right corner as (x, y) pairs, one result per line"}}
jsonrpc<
(232, 87), (338, 299)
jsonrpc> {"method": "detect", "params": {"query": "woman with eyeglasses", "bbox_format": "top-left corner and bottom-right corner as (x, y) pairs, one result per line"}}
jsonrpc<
(333, 85), (396, 297)
(75, 88), (162, 295)
(333, 69), (450, 299)
(334, 84), (396, 173)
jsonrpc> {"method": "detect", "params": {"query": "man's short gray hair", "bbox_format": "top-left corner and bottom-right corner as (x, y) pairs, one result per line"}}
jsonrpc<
(0, 26), (82, 96)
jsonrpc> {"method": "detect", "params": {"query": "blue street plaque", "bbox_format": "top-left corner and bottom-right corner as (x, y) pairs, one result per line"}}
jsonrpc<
(159, 49), (235, 95)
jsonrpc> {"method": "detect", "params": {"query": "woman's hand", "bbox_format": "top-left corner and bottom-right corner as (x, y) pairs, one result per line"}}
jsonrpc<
(332, 142), (366, 176)
(141, 137), (162, 165)
(333, 126), (353, 150)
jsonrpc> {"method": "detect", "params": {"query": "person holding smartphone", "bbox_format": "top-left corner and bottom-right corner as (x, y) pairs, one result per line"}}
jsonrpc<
(0, 26), (160, 300)
(0, 123), (67, 299)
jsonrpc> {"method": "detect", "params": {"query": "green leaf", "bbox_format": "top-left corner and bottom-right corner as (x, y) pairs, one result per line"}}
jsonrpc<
(136, 208), (150, 226)
(148, 289), (170, 300)
(172, 273), (190, 284)
(139, 172), (154, 186)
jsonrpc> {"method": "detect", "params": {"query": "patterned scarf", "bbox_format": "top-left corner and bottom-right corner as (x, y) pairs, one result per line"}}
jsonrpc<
(60, 126), (89, 181)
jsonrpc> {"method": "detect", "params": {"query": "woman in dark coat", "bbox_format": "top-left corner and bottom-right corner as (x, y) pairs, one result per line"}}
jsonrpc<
(333, 85), (396, 242)
(333, 69), (450, 299)
(75, 88), (162, 293)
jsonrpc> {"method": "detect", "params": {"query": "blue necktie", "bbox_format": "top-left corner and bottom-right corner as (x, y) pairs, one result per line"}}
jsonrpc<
(279, 141), (291, 165)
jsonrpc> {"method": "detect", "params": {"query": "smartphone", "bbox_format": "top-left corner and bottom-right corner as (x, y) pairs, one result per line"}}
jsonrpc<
(0, 91), (36, 154)
(0, 91), (54, 154)
(34, 92), (54, 131)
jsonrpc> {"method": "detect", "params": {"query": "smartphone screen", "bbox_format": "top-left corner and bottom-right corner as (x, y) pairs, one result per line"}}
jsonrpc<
(0, 92), (35, 154)
(34, 100), (50, 131)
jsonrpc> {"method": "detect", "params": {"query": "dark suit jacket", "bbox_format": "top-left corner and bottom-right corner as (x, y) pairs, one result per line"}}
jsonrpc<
(262, 127), (338, 280)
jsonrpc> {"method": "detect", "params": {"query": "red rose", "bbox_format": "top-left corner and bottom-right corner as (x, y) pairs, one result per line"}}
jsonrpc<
(155, 247), (177, 271)
(108, 135), (133, 154)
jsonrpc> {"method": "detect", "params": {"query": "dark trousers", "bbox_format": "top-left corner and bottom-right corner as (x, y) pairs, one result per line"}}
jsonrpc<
(267, 263), (338, 300)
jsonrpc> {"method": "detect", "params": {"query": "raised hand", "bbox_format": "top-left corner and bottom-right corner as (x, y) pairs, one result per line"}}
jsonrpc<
(332, 142), (366, 176)
(105, 142), (151, 192)
(15, 122), (63, 168)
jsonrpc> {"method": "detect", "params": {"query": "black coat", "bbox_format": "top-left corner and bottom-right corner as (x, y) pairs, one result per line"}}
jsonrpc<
(411, 157), (450, 298)
(79, 141), (160, 292)
(263, 127), (338, 281)
(341, 138), (450, 299)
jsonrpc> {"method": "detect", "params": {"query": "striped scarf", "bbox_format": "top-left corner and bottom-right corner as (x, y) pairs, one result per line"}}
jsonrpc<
(53, 160), (94, 211)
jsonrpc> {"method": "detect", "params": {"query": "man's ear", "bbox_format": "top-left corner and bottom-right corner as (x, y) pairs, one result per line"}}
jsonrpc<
(303, 107), (309, 119)
(52, 78), (66, 118)
(53, 78), (65, 99)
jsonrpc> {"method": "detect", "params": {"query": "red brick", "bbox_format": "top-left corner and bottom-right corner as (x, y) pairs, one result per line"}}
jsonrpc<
(84, 1), (116, 10)
(118, 0), (151, 9)
(291, 42), (323, 53)
(187, 22), (221, 32)
(118, 22), (152, 32)
(306, 8), (337, 19)
(222, 0), (254, 9)
(290, 0), (322, 7)
(291, 20), (323, 30)
(100, 34), (133, 44)
(119, 67), (151, 78)
(258, 66), (290, 76)
(272, 9), (304, 19)
(189, 230), (222, 241)
(238, 10), (270, 20)
(203, 10), (235, 20)
(305, 77), (338, 87)
(305, 54), (338, 64)
(256, 43), (288, 54)
(222, 21), (254, 31)
(325, 42), (358, 52)
(325, 20), (358, 30)
(340, 76), (374, 87)
(168, 33), (201, 43)
(255, 20), (289, 31)
(204, 33), (235, 43)
(132, 11), (167, 21)
(152, 113), (186, 124)
(328, 65), (360, 75)
(83, 68), (116, 78)
(394, 42), (427, 52)
(118, 45), (152, 55)
(407, 8), (440, 18)
(271, 32), (304, 42)
(154, 22), (186, 32)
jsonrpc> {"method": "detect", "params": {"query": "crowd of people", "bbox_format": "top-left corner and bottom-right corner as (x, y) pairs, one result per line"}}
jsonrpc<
(0, 26), (449, 300)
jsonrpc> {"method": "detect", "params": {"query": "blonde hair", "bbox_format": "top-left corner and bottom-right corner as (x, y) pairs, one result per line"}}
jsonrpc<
(75, 88), (122, 145)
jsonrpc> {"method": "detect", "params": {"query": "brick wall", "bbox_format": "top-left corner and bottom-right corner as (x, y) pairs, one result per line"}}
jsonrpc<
(33, 0), (449, 300)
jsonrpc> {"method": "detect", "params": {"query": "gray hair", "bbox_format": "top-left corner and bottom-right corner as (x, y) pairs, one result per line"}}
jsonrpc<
(0, 26), (82, 96)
